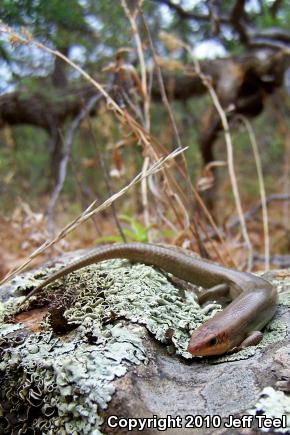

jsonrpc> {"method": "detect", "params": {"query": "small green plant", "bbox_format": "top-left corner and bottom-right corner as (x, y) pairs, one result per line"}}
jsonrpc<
(96, 214), (150, 244)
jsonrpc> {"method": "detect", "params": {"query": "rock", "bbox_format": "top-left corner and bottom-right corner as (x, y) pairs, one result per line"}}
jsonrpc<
(0, 251), (289, 434)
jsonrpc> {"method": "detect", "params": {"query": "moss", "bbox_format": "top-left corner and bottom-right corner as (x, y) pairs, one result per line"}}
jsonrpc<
(249, 386), (290, 433)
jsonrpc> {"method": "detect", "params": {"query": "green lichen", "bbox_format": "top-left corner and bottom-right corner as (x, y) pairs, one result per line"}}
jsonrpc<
(278, 283), (290, 307)
(249, 386), (290, 433)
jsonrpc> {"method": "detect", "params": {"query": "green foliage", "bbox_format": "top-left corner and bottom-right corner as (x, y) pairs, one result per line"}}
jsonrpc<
(0, 126), (49, 205)
(1, 0), (86, 35)
(96, 215), (151, 244)
(120, 215), (150, 243)
(0, 0), (133, 75)
(255, 0), (290, 29)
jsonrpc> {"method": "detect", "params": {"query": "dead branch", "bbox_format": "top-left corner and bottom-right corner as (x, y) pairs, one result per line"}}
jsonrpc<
(46, 94), (102, 236)
(230, 0), (248, 45)
(253, 253), (290, 268)
(228, 194), (290, 231)
(152, 0), (229, 23)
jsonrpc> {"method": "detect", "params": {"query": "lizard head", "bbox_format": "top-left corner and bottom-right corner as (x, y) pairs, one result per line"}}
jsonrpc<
(187, 324), (232, 356)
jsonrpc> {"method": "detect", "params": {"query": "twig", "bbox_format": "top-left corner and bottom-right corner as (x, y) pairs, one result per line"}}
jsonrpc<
(152, 0), (229, 23)
(237, 115), (270, 271)
(253, 253), (290, 268)
(182, 40), (253, 270)
(69, 155), (103, 236)
(228, 194), (290, 228)
(140, 11), (208, 258)
(46, 94), (102, 236)
(121, 0), (152, 240)
(120, 0), (148, 113)
(205, 83), (253, 270)
(141, 156), (151, 239)
(205, 193), (290, 241)
(84, 102), (127, 243)
(0, 147), (187, 285)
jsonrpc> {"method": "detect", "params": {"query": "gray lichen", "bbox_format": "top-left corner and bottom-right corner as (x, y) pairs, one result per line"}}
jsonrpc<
(60, 260), (222, 357)
(0, 257), (288, 433)
(249, 386), (290, 433)
(0, 258), (221, 433)
(0, 318), (146, 434)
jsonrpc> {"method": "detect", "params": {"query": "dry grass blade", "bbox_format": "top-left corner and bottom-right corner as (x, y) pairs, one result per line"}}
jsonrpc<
(237, 115), (270, 271)
(178, 39), (252, 270)
(121, 0), (152, 239)
(208, 87), (253, 271)
(0, 147), (187, 286)
(141, 12), (209, 258)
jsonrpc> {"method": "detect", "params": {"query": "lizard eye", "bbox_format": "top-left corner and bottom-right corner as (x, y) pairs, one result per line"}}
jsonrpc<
(208, 337), (218, 346)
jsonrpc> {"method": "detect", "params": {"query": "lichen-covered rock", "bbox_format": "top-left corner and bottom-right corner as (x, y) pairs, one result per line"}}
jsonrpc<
(0, 253), (289, 434)
(0, 317), (147, 433)
(0, 255), (219, 434)
(249, 386), (290, 433)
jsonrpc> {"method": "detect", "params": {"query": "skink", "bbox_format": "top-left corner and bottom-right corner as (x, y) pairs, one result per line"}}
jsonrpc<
(20, 243), (277, 356)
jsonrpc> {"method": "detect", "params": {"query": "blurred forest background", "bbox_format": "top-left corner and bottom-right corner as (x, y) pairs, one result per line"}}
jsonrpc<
(0, 0), (290, 280)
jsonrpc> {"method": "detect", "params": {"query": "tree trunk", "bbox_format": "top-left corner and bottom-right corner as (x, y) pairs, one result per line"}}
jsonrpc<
(51, 46), (69, 88)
